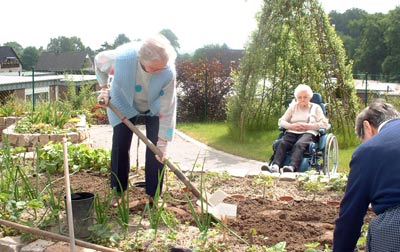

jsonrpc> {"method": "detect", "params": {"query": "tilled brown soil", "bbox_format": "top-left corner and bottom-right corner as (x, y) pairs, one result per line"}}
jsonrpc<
(50, 170), (374, 252)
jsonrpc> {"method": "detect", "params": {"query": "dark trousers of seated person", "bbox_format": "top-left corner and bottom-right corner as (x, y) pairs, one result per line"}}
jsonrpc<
(110, 115), (164, 198)
(272, 132), (317, 171)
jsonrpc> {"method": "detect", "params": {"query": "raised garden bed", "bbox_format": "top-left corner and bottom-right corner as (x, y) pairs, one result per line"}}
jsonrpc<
(2, 122), (89, 151)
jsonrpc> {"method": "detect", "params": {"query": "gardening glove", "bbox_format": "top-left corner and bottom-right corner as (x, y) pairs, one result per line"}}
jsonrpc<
(155, 138), (168, 163)
(97, 88), (110, 107)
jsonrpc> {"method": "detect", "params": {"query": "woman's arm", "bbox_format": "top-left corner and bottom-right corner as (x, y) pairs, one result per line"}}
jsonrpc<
(94, 50), (116, 87)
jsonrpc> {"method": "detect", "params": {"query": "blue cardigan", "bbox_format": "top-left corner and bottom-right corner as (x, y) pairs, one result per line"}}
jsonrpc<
(106, 44), (175, 138)
(333, 118), (400, 251)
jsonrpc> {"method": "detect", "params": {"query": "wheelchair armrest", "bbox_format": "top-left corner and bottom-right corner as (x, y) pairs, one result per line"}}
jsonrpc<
(318, 123), (331, 135)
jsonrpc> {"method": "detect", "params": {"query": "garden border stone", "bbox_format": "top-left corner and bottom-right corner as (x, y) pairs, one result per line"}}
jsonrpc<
(2, 124), (89, 151)
(0, 116), (22, 141)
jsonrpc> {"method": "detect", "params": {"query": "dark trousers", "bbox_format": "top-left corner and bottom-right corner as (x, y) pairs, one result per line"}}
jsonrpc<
(272, 132), (317, 171)
(110, 115), (164, 197)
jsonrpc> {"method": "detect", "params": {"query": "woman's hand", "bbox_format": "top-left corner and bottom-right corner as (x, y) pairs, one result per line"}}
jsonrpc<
(155, 138), (168, 163)
(290, 122), (308, 131)
(97, 88), (110, 107)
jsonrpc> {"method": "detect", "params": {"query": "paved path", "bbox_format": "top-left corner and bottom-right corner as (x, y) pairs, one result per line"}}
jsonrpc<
(87, 124), (268, 177)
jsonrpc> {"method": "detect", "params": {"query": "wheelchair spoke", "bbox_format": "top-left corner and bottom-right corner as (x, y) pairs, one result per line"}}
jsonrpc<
(323, 134), (339, 177)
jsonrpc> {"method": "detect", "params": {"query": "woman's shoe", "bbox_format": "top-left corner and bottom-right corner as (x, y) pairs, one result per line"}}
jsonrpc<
(261, 164), (279, 173)
(110, 196), (121, 208)
(282, 166), (294, 172)
(110, 191), (126, 208)
(148, 196), (165, 208)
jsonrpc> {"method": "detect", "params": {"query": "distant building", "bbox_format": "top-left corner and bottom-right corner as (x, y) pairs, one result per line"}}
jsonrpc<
(0, 46), (23, 73)
(354, 79), (400, 103)
(35, 51), (94, 73)
(0, 74), (97, 102)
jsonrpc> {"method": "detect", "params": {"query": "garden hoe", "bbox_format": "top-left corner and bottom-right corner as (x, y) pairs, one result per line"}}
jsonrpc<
(99, 99), (209, 205)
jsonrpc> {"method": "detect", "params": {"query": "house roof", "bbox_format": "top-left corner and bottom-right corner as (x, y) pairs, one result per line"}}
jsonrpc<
(0, 46), (21, 64)
(35, 51), (93, 72)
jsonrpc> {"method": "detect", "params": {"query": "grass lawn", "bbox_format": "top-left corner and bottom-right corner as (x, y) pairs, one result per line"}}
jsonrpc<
(177, 122), (355, 174)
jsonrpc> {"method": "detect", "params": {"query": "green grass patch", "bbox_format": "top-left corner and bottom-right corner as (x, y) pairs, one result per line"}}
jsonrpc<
(337, 147), (353, 174)
(177, 122), (277, 161)
(177, 122), (356, 174)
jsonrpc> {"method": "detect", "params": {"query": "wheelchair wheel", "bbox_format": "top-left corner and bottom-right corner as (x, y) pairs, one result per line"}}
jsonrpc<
(322, 133), (338, 176)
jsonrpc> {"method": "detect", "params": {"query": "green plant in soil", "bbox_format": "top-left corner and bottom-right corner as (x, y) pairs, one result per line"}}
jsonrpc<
(143, 165), (168, 234)
(261, 241), (287, 252)
(14, 101), (73, 134)
(88, 190), (115, 246)
(38, 141), (110, 174)
(246, 227), (257, 245)
(185, 158), (212, 241)
(112, 176), (130, 237)
(203, 170), (232, 189)
(305, 242), (332, 252)
(253, 173), (275, 198)
(0, 139), (60, 231)
(297, 173), (325, 201)
(326, 174), (348, 192)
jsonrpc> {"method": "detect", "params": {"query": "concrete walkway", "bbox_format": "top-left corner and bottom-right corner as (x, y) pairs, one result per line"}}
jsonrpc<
(87, 124), (270, 178)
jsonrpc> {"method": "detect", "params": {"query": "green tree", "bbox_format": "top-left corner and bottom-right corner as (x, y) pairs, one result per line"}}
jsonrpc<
(384, 7), (400, 56)
(3, 41), (23, 57)
(382, 55), (400, 81)
(85, 46), (95, 59)
(353, 14), (387, 78)
(113, 33), (131, 48)
(329, 7), (400, 80)
(192, 44), (229, 62)
(329, 9), (368, 61)
(98, 41), (114, 52)
(227, 0), (359, 145)
(382, 7), (400, 81)
(21, 46), (39, 70)
(47, 36), (85, 52)
(160, 29), (180, 53)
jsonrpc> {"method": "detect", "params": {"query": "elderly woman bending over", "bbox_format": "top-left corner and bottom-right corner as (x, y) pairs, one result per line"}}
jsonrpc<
(262, 84), (328, 173)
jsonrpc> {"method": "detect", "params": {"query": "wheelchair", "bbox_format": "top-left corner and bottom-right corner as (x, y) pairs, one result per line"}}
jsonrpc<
(267, 93), (339, 176)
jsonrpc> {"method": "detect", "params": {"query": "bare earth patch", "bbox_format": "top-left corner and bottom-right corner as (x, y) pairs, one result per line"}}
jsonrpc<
(49, 170), (374, 252)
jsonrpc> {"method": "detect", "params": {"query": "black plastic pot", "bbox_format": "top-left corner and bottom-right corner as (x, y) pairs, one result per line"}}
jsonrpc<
(64, 192), (95, 239)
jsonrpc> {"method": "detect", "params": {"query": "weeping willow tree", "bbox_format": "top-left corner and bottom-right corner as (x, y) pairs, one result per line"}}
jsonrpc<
(227, 0), (360, 145)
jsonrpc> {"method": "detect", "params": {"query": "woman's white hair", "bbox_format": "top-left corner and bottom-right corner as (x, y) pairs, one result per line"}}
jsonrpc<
(138, 34), (177, 65)
(294, 84), (313, 98)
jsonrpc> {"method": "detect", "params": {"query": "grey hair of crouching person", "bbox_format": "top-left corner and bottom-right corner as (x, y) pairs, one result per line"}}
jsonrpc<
(138, 34), (177, 65)
(294, 84), (313, 98)
(355, 100), (400, 139)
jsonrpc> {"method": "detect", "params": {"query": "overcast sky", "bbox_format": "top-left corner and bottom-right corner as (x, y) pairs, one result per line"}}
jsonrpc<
(1, 0), (399, 53)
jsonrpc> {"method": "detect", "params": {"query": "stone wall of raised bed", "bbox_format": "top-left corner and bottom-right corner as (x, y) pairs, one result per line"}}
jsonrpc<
(2, 124), (89, 151)
(0, 116), (22, 141)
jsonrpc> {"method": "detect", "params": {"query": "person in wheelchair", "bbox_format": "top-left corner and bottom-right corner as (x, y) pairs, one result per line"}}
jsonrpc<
(262, 84), (328, 173)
